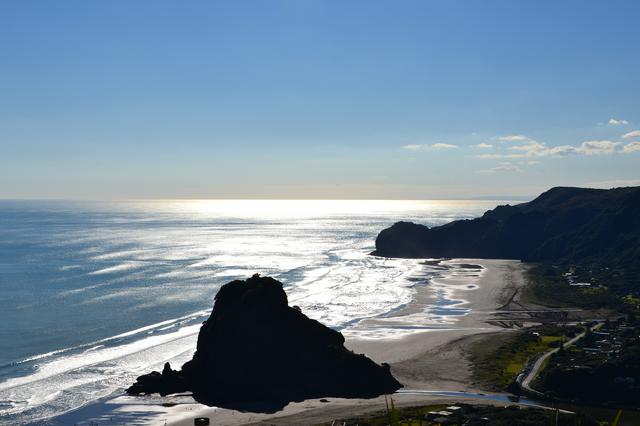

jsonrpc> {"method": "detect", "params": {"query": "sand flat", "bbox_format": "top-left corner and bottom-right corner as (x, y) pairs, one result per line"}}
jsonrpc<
(159, 259), (529, 426)
(58, 259), (530, 426)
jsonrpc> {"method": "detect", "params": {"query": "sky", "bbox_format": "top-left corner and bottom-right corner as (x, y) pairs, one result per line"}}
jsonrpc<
(1, 0), (639, 199)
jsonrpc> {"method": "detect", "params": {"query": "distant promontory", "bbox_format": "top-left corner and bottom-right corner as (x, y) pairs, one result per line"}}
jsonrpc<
(373, 186), (640, 269)
(127, 274), (401, 412)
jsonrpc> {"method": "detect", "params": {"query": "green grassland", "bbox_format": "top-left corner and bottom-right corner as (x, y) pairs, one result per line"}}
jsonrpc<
(470, 325), (578, 390)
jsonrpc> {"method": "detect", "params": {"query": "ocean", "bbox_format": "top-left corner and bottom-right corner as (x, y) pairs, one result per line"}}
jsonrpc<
(0, 199), (503, 424)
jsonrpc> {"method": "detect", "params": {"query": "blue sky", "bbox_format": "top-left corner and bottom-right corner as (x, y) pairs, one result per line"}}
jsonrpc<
(1, 0), (639, 199)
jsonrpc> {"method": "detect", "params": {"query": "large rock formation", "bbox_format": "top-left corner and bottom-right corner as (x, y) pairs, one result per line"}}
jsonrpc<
(373, 186), (640, 268)
(127, 275), (401, 411)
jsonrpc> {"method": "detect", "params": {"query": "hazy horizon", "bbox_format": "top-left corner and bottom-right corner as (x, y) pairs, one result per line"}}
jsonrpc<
(0, 184), (635, 201)
(0, 195), (535, 201)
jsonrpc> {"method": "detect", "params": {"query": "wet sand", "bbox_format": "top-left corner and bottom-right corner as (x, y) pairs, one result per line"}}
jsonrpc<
(59, 259), (533, 426)
(347, 259), (526, 367)
(160, 259), (530, 426)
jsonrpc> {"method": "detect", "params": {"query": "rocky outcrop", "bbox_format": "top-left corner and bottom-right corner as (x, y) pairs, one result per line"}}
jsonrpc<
(127, 274), (401, 411)
(372, 186), (640, 269)
(126, 362), (189, 396)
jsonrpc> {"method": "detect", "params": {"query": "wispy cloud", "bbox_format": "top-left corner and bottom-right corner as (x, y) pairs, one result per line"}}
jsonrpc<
(403, 144), (422, 150)
(476, 153), (522, 159)
(623, 130), (640, 139)
(577, 140), (622, 155)
(478, 137), (636, 159)
(476, 143), (493, 148)
(432, 143), (458, 149)
(403, 143), (457, 150)
(508, 140), (577, 157)
(478, 162), (522, 173)
(622, 141), (640, 153)
(608, 118), (629, 126)
(498, 134), (531, 142)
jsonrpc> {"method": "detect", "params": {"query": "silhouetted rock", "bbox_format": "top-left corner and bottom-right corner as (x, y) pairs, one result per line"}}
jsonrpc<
(127, 274), (401, 411)
(373, 186), (640, 270)
(126, 362), (189, 396)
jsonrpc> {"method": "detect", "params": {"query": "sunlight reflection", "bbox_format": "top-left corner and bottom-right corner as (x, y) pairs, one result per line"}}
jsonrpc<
(152, 199), (483, 220)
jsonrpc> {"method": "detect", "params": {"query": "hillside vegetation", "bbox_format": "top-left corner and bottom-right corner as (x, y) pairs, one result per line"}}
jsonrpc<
(373, 186), (640, 295)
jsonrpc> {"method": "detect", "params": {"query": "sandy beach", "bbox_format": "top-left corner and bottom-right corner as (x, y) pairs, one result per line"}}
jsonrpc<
(55, 259), (539, 426)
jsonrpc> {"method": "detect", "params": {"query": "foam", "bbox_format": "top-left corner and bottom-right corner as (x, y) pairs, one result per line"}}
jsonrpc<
(11, 310), (208, 368)
(0, 199), (499, 423)
(88, 261), (147, 275)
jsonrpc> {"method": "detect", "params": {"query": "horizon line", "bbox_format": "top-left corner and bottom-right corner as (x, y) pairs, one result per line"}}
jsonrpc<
(0, 196), (535, 202)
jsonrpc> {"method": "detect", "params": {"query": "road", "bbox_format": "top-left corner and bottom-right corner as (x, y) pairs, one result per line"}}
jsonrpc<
(520, 322), (603, 396)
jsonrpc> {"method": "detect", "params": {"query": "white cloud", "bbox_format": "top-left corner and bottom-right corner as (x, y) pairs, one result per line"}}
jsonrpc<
(576, 140), (621, 155)
(623, 141), (640, 153)
(477, 153), (526, 159)
(508, 140), (577, 157)
(403, 143), (457, 150)
(503, 139), (623, 157)
(508, 141), (545, 153)
(623, 130), (640, 139)
(547, 145), (579, 155)
(608, 118), (629, 126)
(473, 130), (640, 166)
(498, 134), (531, 142)
(478, 162), (522, 173)
(478, 137), (633, 159)
(432, 143), (458, 149)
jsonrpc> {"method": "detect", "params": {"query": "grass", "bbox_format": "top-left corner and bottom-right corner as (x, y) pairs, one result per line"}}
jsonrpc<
(316, 403), (579, 426)
(470, 328), (567, 390)
(525, 263), (622, 311)
(623, 294), (640, 306)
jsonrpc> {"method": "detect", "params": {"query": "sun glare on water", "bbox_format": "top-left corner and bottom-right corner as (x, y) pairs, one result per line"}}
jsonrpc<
(145, 199), (482, 220)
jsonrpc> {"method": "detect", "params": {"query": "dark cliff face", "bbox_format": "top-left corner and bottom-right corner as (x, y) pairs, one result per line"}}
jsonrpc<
(373, 186), (640, 267)
(127, 275), (401, 412)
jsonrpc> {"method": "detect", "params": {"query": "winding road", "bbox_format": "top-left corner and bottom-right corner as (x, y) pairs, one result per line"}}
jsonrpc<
(520, 321), (603, 396)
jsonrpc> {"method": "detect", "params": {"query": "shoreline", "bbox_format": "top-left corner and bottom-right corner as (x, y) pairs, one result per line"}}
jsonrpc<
(47, 258), (534, 426)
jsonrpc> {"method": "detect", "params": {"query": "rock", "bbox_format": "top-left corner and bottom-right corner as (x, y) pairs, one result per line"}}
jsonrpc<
(127, 362), (188, 396)
(127, 274), (401, 412)
(126, 362), (188, 396)
(372, 186), (640, 269)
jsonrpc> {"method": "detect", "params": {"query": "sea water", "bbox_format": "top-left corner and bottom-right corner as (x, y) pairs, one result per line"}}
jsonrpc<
(0, 199), (502, 424)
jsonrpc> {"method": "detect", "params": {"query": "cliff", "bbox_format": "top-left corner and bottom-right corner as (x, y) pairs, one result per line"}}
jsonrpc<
(127, 274), (401, 411)
(373, 186), (640, 270)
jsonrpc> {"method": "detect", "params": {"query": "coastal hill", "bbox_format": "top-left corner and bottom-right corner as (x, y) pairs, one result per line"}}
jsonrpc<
(373, 186), (640, 276)
(127, 274), (401, 411)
